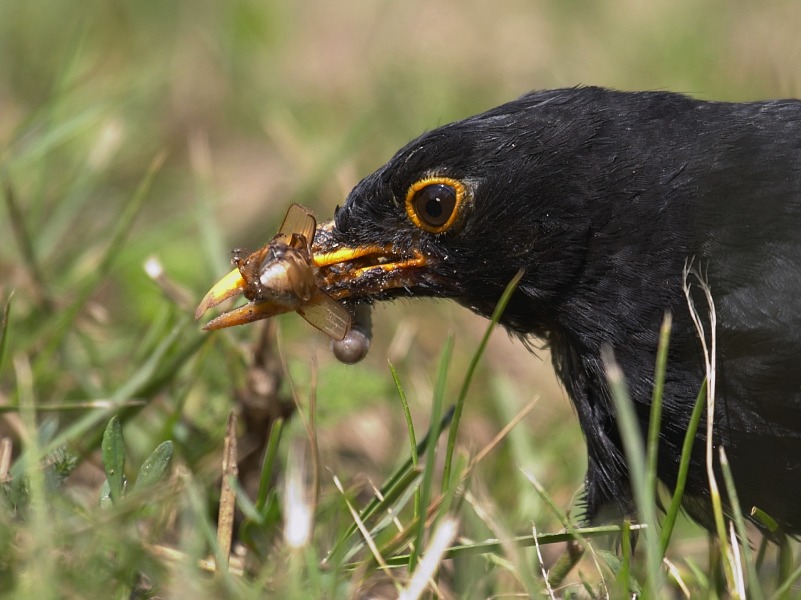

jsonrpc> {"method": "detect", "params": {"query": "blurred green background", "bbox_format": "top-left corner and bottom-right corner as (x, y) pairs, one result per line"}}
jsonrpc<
(0, 0), (799, 596)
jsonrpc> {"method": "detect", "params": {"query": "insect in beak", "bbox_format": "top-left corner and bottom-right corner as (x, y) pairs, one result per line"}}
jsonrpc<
(195, 204), (351, 341)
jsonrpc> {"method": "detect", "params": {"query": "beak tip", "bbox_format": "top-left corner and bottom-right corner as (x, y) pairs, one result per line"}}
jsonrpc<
(200, 312), (237, 331)
(194, 304), (208, 322)
(194, 267), (248, 325)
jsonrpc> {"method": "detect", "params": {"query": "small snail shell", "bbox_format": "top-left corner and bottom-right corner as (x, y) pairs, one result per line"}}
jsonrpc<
(331, 304), (372, 364)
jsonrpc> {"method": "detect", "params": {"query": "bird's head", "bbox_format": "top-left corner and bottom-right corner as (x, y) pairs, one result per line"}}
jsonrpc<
(199, 89), (606, 339)
(315, 93), (598, 333)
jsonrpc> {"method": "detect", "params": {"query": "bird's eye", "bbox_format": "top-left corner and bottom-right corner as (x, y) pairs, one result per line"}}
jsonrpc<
(405, 177), (466, 234)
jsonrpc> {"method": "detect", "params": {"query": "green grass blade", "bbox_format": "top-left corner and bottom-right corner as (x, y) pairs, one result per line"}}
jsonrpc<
(603, 348), (662, 596)
(372, 524), (644, 568)
(0, 399), (146, 413)
(389, 360), (420, 520)
(618, 520), (633, 596)
(750, 507), (780, 535)
(442, 268), (524, 492)
(777, 539), (794, 590)
(410, 334), (453, 572)
(660, 379), (707, 552)
(229, 477), (263, 524)
(389, 361), (418, 469)
(719, 447), (762, 600)
(772, 561), (801, 599)
(0, 290), (13, 376)
(647, 313), (671, 510)
(5, 105), (108, 173)
(255, 418), (284, 512)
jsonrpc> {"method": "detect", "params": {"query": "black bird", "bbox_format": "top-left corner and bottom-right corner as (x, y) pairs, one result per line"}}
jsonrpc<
(200, 86), (801, 534)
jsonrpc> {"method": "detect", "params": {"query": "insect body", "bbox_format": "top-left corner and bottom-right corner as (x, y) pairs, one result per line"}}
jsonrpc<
(234, 233), (315, 308)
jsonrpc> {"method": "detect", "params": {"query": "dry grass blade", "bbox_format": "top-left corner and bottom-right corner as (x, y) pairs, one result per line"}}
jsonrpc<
(729, 521), (745, 597)
(217, 411), (239, 571)
(664, 557), (691, 599)
(146, 543), (245, 577)
(533, 524), (556, 600)
(0, 437), (12, 482)
(683, 264), (738, 593)
(144, 255), (195, 309)
(468, 396), (538, 471)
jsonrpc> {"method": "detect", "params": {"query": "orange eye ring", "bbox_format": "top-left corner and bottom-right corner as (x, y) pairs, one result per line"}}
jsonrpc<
(405, 176), (467, 234)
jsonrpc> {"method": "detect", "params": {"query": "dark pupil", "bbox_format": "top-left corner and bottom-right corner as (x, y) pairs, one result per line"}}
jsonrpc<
(415, 184), (456, 227)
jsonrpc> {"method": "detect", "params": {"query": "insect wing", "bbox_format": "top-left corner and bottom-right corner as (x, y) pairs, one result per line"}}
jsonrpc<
(278, 203), (316, 245)
(296, 290), (351, 341)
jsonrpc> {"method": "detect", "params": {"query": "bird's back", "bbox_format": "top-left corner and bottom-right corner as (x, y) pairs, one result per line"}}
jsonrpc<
(538, 89), (801, 531)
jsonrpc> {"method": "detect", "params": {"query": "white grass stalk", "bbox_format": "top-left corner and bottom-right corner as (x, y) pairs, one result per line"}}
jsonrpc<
(399, 517), (458, 600)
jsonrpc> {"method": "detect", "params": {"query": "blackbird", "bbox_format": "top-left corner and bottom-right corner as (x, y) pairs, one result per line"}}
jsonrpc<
(202, 86), (801, 534)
